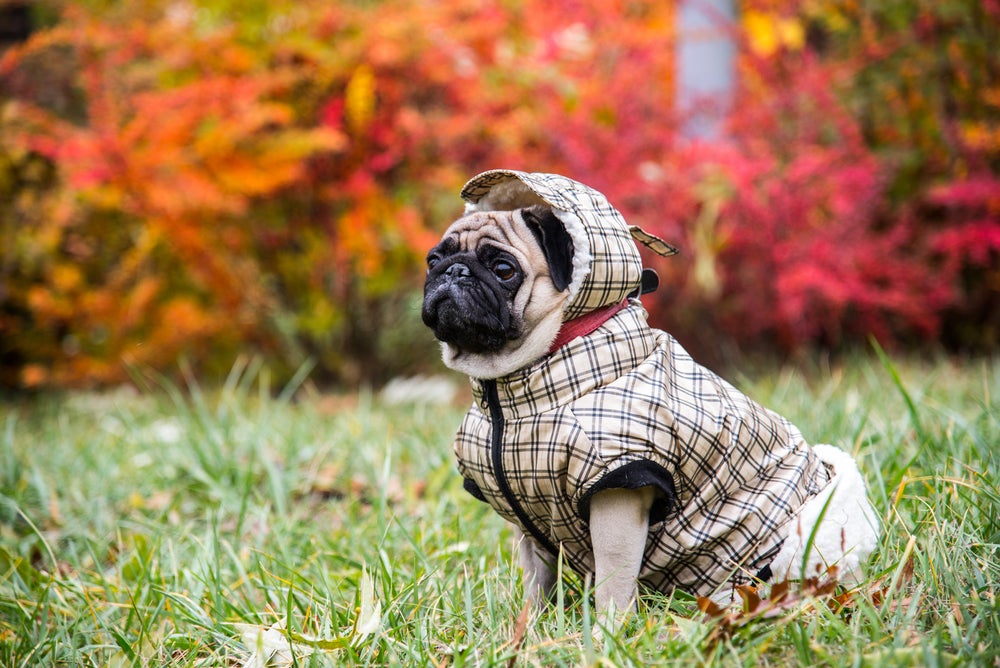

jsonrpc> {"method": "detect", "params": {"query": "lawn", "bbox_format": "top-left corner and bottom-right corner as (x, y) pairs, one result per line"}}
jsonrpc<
(1, 353), (998, 666)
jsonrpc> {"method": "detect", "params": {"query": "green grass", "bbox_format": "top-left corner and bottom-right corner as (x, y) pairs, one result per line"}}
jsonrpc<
(1, 353), (999, 666)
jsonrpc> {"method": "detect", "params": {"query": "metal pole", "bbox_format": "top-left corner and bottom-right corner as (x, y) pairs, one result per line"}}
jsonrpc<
(677, 0), (736, 140)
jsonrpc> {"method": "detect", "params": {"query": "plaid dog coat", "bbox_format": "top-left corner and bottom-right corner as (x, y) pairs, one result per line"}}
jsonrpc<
(452, 170), (878, 597)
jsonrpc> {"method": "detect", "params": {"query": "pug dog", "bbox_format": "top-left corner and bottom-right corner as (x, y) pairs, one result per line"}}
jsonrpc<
(422, 170), (880, 620)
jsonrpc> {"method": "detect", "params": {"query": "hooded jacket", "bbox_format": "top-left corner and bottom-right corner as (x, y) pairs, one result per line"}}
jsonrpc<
(452, 170), (879, 597)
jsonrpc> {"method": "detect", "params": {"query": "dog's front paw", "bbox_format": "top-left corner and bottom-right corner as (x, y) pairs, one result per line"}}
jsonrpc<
(594, 599), (625, 635)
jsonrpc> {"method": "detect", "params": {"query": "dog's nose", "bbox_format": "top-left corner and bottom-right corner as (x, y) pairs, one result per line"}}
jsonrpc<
(445, 263), (471, 278)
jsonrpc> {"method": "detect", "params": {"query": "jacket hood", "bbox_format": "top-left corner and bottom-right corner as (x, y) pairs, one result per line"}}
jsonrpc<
(460, 169), (678, 321)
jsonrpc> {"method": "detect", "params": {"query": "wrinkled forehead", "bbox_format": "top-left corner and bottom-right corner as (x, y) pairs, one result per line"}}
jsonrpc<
(440, 210), (539, 251)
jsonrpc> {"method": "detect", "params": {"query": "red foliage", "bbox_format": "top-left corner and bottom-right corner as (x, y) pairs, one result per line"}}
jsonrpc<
(629, 51), (957, 352)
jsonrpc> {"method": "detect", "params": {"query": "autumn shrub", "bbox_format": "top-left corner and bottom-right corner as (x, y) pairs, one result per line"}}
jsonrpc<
(0, 1), (448, 388)
(834, 0), (1000, 352)
(629, 37), (958, 357)
(0, 0), (997, 389)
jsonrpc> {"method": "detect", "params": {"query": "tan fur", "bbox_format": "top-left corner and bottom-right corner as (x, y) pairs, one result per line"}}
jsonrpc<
(589, 487), (655, 625)
(437, 210), (573, 379)
(515, 488), (655, 627)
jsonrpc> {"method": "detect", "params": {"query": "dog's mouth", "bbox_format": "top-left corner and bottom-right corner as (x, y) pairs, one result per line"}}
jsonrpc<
(422, 285), (517, 353)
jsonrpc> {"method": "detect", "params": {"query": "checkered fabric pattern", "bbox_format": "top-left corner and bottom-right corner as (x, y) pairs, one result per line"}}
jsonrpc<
(460, 170), (678, 321)
(454, 302), (834, 597)
(451, 169), (834, 596)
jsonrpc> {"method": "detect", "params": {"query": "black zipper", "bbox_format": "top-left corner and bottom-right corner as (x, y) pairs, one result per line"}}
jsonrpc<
(482, 379), (561, 557)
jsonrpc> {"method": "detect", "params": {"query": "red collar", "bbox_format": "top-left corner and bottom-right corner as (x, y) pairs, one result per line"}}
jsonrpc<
(548, 301), (628, 354)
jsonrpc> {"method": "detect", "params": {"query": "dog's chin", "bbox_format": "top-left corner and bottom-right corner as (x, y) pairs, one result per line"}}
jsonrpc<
(441, 308), (564, 379)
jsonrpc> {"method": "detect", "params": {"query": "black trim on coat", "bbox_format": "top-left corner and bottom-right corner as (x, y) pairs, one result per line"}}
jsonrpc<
(462, 477), (488, 502)
(578, 459), (678, 525)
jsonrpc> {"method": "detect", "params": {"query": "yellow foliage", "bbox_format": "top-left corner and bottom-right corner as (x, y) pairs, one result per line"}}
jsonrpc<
(51, 264), (83, 293)
(345, 64), (376, 133)
(744, 10), (805, 57)
(20, 364), (49, 388)
(123, 278), (162, 331)
(961, 121), (1000, 154)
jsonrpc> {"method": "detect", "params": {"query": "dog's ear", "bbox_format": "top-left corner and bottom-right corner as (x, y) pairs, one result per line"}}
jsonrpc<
(521, 205), (575, 292)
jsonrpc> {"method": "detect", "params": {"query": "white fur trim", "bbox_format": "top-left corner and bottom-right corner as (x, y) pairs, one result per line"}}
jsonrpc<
(463, 179), (547, 214)
(768, 444), (880, 585)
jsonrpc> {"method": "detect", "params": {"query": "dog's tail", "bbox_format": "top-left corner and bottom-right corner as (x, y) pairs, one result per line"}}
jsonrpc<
(767, 444), (881, 586)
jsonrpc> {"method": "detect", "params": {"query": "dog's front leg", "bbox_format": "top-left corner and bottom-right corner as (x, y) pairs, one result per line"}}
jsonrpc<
(514, 526), (556, 606)
(589, 486), (655, 622)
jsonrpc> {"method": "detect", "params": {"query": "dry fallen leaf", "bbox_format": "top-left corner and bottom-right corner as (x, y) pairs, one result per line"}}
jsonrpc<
(696, 565), (849, 643)
(234, 566), (382, 665)
(506, 602), (532, 668)
(235, 620), (314, 668)
(353, 566), (382, 640)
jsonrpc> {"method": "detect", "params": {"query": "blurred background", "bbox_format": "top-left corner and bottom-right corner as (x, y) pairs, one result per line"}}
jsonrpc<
(0, 0), (997, 391)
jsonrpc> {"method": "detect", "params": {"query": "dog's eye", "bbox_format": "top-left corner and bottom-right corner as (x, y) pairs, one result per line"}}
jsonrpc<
(426, 255), (440, 271)
(492, 260), (516, 281)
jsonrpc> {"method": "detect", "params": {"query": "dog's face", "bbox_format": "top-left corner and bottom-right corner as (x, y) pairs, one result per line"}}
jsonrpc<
(421, 206), (576, 379)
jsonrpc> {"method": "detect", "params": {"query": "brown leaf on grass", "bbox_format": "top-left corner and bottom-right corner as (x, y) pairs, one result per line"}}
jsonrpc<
(802, 566), (840, 599)
(48, 491), (63, 527)
(870, 589), (884, 607)
(900, 552), (915, 584)
(831, 589), (855, 612)
(951, 600), (965, 625)
(307, 464), (346, 500)
(315, 394), (360, 416)
(736, 584), (762, 613)
(506, 602), (532, 668)
(697, 596), (728, 618)
(769, 579), (790, 604)
(695, 564), (849, 642)
(348, 474), (405, 504)
(868, 551), (916, 610)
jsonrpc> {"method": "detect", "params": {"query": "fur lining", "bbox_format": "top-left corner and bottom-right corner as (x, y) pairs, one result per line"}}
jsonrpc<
(767, 444), (880, 585)
(464, 179), (547, 214)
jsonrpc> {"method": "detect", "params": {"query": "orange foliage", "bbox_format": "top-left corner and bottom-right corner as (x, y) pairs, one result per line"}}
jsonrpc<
(0, 5), (355, 387)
